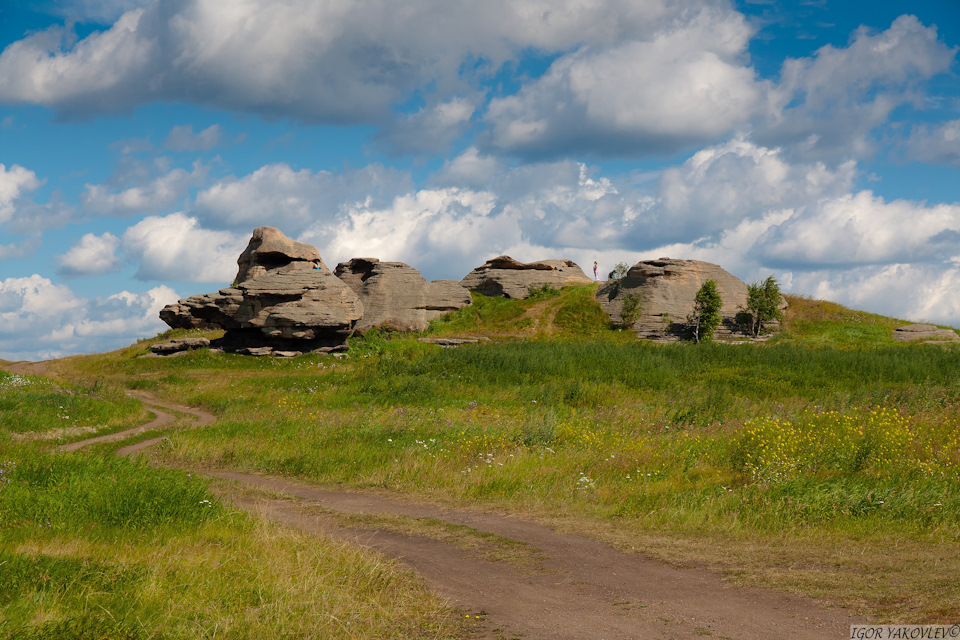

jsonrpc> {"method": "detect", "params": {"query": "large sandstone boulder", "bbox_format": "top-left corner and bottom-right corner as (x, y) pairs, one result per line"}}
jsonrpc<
(159, 229), (362, 355)
(460, 255), (592, 299)
(232, 268), (363, 338)
(235, 226), (325, 283)
(597, 258), (763, 341)
(335, 258), (471, 333)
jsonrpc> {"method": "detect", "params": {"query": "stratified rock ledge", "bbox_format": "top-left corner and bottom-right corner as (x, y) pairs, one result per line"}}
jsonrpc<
(159, 227), (363, 355)
(335, 258), (471, 333)
(892, 324), (959, 343)
(460, 255), (592, 299)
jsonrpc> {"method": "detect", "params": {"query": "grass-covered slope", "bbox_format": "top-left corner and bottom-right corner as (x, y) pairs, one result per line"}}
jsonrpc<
(0, 371), (466, 640)
(4, 286), (960, 629)
(778, 294), (911, 348)
(430, 285), (958, 348)
(429, 284), (621, 340)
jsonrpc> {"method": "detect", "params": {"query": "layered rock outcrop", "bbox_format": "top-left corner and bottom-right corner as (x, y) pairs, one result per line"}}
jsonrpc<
(892, 324), (959, 343)
(597, 258), (765, 341)
(460, 255), (592, 298)
(159, 227), (362, 355)
(334, 258), (471, 333)
(235, 226), (325, 283)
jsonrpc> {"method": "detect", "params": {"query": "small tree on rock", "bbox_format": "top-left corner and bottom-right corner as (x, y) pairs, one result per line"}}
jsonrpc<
(609, 262), (632, 295)
(744, 276), (784, 336)
(687, 279), (723, 343)
(620, 292), (643, 327)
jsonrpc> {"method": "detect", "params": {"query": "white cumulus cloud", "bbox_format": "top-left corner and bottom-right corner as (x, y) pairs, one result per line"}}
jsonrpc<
(0, 0), (734, 131)
(304, 187), (513, 279)
(753, 191), (960, 267)
(192, 162), (411, 234)
(41, 0), (154, 23)
(787, 265), (960, 327)
(121, 212), (245, 283)
(0, 163), (43, 225)
(81, 161), (208, 216)
(0, 274), (177, 361)
(302, 160), (656, 278)
(57, 232), (121, 277)
(67, 286), (177, 339)
(761, 15), (957, 159)
(646, 137), (856, 245)
(163, 123), (223, 151)
(433, 147), (503, 188)
(485, 8), (763, 156)
(376, 97), (477, 155)
(903, 119), (960, 166)
(0, 164), (73, 253)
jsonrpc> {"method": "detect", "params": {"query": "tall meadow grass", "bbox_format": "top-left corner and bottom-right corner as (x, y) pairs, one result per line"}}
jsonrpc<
(17, 290), (960, 622)
(0, 382), (465, 639)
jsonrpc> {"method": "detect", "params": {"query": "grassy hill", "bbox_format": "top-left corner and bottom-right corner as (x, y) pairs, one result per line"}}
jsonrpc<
(427, 285), (953, 348)
(2, 286), (959, 636)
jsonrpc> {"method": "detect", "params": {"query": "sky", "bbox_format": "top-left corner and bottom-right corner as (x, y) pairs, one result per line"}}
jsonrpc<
(0, 0), (958, 361)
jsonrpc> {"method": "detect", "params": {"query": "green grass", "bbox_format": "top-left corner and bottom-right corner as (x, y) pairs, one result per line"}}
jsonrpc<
(0, 387), (466, 639)
(778, 295), (916, 348)
(0, 372), (146, 437)
(428, 290), (528, 334)
(6, 291), (960, 623)
(138, 308), (960, 619)
(428, 284), (624, 340)
(0, 444), (221, 534)
(552, 285), (616, 337)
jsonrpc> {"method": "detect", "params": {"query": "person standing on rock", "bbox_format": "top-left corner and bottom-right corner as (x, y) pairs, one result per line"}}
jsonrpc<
(593, 261), (599, 281)
(313, 259), (323, 270)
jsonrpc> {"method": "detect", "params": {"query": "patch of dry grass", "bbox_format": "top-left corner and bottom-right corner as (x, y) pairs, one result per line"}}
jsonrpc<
(10, 517), (466, 639)
(576, 520), (960, 623)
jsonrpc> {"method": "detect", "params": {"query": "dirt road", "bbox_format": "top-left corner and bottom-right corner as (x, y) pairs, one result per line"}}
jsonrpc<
(7, 368), (862, 639)
(211, 471), (862, 639)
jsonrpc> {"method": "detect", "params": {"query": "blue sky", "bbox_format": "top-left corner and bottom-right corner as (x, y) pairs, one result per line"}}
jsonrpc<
(1, 0), (958, 360)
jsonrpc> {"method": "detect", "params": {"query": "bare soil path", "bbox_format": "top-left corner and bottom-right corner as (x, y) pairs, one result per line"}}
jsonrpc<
(12, 375), (864, 639)
(211, 471), (862, 640)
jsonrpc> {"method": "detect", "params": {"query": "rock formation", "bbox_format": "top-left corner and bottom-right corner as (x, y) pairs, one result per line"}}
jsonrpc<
(235, 226), (325, 283)
(159, 227), (362, 356)
(460, 255), (593, 298)
(597, 258), (769, 341)
(149, 337), (210, 355)
(334, 258), (471, 333)
(892, 324), (959, 343)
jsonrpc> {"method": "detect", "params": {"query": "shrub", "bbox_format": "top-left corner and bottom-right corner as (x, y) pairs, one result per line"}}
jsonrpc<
(526, 284), (561, 301)
(620, 293), (643, 327)
(687, 280), (723, 343)
(743, 276), (784, 336)
(611, 262), (630, 280)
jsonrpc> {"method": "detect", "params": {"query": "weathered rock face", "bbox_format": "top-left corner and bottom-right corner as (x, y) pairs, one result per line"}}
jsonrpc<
(235, 226), (325, 283)
(159, 229), (362, 355)
(597, 258), (760, 341)
(892, 324), (959, 342)
(335, 258), (472, 333)
(150, 337), (211, 355)
(231, 268), (364, 338)
(460, 255), (593, 299)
